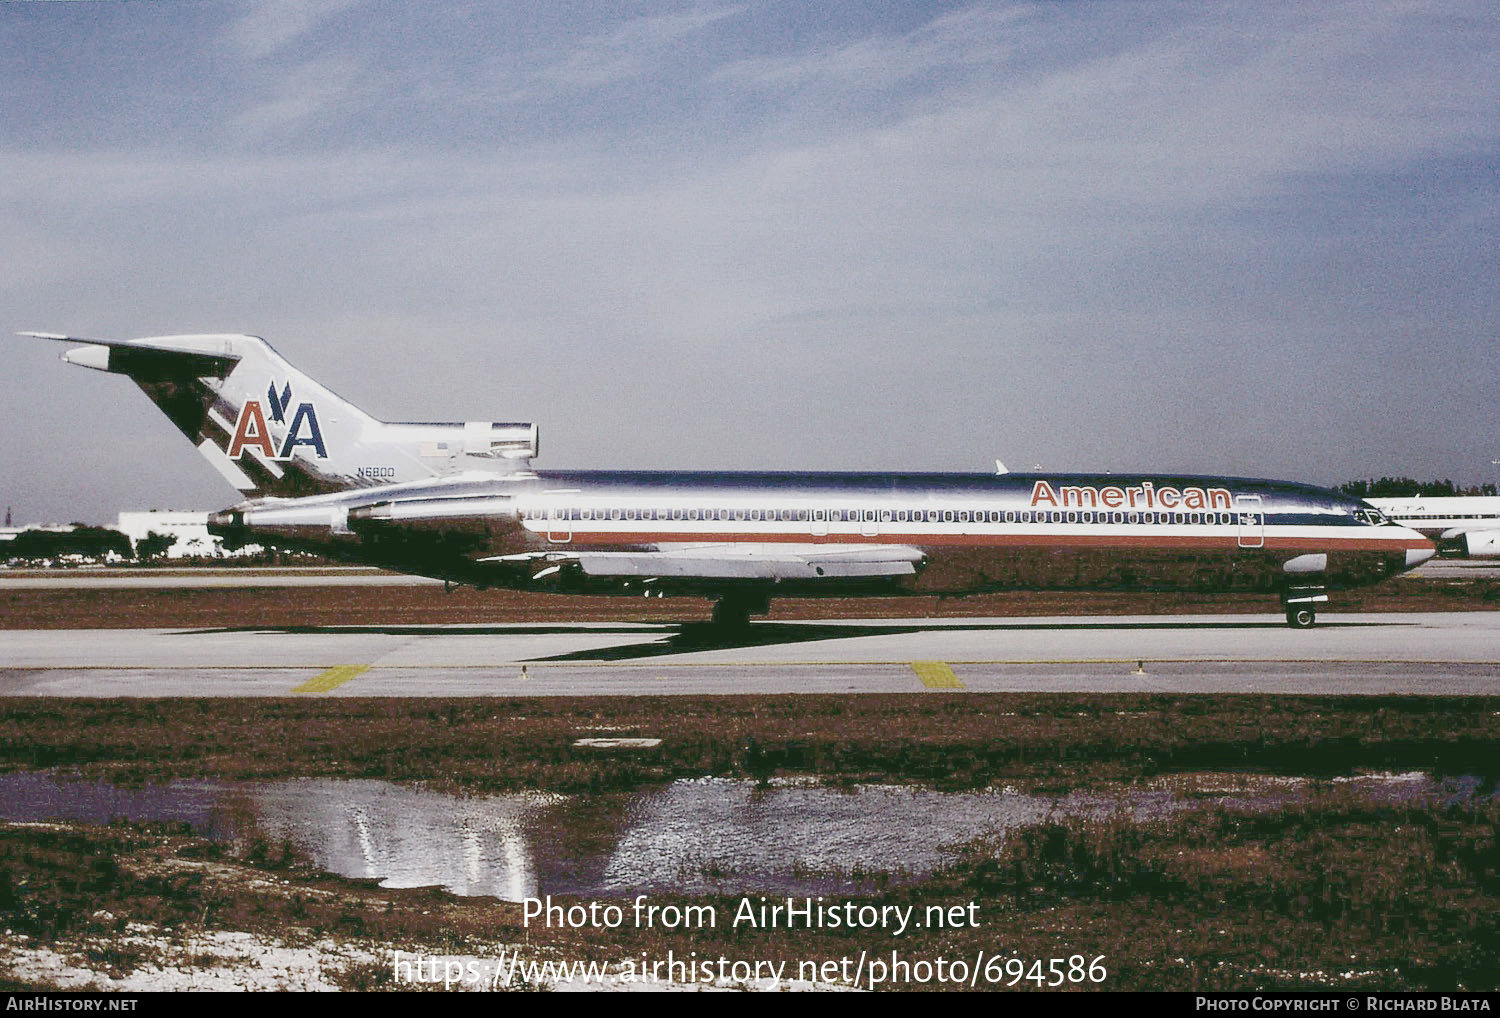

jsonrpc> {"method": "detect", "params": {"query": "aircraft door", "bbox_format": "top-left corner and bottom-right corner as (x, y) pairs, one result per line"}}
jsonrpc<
(546, 506), (572, 544)
(860, 508), (880, 538)
(811, 508), (829, 537)
(1235, 494), (1264, 549)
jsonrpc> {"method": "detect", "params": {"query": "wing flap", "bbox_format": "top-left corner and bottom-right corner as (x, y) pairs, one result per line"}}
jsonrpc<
(573, 543), (923, 580)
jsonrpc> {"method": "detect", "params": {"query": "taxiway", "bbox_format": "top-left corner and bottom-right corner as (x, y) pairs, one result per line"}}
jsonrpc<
(1, 612), (1497, 696)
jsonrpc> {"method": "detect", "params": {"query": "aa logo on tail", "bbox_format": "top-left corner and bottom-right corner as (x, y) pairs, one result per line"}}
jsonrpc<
(227, 381), (328, 460)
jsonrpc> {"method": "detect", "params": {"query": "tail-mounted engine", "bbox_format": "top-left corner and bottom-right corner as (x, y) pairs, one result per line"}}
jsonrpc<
(378, 421), (539, 471)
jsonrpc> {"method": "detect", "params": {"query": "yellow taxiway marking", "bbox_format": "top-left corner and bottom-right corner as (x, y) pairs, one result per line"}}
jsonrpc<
(292, 664), (371, 694)
(911, 661), (965, 689)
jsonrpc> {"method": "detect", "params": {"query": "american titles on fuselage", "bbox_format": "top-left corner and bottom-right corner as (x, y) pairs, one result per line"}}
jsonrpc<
(1028, 480), (1230, 512)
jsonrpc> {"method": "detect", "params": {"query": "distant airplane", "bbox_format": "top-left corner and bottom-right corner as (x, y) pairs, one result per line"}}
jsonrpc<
(1367, 497), (1500, 558)
(24, 331), (1434, 628)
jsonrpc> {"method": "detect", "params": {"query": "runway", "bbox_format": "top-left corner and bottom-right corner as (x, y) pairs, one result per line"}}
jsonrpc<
(2, 612), (1498, 696)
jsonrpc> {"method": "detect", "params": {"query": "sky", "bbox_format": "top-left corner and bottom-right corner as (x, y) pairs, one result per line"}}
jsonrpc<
(3, 0), (1498, 523)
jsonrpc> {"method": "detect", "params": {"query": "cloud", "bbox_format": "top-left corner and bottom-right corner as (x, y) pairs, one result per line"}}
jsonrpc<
(502, 3), (745, 98)
(224, 0), (365, 61)
(230, 55), (367, 139)
(3, 1), (1498, 519)
(712, 4), (1030, 93)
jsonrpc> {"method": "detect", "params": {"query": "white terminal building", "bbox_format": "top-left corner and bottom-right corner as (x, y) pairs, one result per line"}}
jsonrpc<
(112, 510), (261, 559)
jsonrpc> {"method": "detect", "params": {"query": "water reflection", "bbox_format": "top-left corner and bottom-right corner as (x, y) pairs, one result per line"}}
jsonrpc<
(243, 781), (565, 900)
(234, 778), (1175, 899)
(0, 772), (1487, 902)
(596, 778), (1178, 895)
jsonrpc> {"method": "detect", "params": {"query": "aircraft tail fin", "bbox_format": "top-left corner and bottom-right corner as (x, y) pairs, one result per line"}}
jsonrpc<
(23, 332), (537, 499)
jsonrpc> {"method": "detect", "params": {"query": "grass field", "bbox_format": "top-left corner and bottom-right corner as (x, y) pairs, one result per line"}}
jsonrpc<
(1, 694), (1497, 792)
(0, 694), (1497, 990)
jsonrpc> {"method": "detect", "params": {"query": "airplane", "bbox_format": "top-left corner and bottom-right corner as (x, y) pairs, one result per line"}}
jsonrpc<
(23, 331), (1435, 629)
(1367, 496), (1500, 558)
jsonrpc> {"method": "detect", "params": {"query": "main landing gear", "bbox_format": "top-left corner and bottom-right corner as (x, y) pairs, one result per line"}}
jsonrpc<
(711, 592), (771, 630)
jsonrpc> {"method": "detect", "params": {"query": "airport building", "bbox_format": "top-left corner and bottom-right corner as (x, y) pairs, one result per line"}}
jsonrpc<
(112, 510), (261, 559)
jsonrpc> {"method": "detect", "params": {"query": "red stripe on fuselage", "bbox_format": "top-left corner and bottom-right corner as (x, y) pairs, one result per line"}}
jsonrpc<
(522, 528), (1429, 551)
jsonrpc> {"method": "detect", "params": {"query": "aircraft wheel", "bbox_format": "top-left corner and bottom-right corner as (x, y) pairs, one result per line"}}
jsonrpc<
(1285, 606), (1317, 629)
(712, 592), (768, 630)
(712, 597), (753, 630)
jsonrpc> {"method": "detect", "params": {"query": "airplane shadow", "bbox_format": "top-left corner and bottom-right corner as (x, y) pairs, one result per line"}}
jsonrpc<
(182, 625), (658, 638)
(177, 616), (1413, 663)
(532, 617), (1413, 662)
(535, 622), (932, 661)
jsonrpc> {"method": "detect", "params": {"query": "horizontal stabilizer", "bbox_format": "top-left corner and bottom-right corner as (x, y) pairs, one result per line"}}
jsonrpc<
(21, 332), (243, 374)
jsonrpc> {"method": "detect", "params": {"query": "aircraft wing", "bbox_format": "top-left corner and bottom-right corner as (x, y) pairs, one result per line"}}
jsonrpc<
(574, 543), (924, 580)
(340, 491), (926, 580)
(480, 543), (925, 581)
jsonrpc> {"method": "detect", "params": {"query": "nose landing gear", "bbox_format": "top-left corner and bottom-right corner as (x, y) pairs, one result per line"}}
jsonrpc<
(1285, 605), (1317, 629)
(1282, 582), (1326, 629)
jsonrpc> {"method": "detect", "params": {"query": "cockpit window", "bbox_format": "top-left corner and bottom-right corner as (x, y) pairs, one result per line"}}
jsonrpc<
(1353, 507), (1390, 526)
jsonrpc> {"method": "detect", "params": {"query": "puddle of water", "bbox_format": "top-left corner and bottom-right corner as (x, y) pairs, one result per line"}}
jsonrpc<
(0, 772), (1488, 902)
(596, 778), (1179, 895)
(0, 771), (231, 834)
